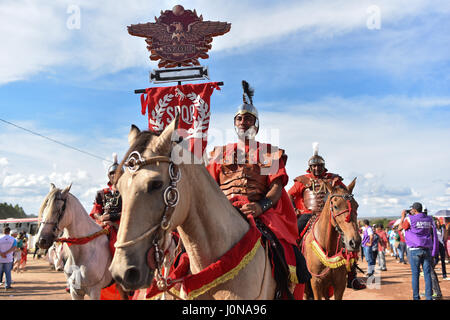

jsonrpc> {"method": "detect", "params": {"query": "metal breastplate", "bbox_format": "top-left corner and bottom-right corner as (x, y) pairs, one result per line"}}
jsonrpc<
(303, 179), (328, 214)
(103, 191), (121, 214)
(219, 164), (268, 202)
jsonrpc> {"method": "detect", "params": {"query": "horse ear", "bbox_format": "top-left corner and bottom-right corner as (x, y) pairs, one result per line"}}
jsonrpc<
(50, 183), (56, 191)
(347, 177), (357, 193)
(128, 124), (141, 146)
(61, 183), (72, 199)
(152, 114), (180, 155)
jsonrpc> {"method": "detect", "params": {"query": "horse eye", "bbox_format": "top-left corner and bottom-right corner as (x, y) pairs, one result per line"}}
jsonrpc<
(148, 180), (163, 192)
(334, 205), (339, 210)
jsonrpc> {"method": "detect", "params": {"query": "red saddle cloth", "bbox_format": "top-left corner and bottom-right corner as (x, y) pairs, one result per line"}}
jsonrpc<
(145, 217), (262, 300)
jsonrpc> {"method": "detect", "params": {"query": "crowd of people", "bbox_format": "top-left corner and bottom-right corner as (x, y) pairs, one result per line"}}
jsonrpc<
(359, 203), (449, 300)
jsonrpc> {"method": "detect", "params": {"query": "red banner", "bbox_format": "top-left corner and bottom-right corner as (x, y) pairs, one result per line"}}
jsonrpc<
(140, 82), (220, 159)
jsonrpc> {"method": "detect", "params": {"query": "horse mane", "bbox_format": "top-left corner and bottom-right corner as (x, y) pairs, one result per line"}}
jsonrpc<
(38, 188), (60, 222)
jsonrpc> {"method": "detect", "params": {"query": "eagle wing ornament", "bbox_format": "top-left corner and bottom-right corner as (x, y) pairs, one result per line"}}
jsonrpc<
(127, 22), (172, 42)
(185, 21), (231, 41)
(127, 5), (230, 67)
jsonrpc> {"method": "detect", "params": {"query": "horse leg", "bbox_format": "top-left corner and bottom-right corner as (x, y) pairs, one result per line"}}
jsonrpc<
(303, 279), (313, 300)
(334, 286), (345, 300)
(310, 279), (323, 300)
(333, 271), (347, 300)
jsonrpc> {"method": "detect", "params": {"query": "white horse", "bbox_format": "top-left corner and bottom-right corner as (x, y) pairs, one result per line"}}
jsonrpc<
(36, 183), (128, 300)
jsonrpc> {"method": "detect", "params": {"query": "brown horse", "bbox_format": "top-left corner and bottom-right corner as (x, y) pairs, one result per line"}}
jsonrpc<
(109, 119), (279, 299)
(301, 180), (361, 300)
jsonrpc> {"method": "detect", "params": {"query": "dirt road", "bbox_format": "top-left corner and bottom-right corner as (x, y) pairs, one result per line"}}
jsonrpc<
(1, 253), (448, 300)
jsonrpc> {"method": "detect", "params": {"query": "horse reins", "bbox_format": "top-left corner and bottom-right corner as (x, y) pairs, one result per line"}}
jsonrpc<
(114, 151), (181, 294)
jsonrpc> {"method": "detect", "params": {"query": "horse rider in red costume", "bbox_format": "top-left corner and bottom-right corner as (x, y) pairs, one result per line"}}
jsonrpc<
(206, 80), (310, 299)
(288, 144), (366, 290)
(89, 154), (135, 299)
(90, 153), (123, 256)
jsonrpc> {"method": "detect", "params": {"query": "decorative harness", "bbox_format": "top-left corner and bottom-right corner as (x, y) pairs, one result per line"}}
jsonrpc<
(303, 193), (357, 278)
(113, 151), (182, 296)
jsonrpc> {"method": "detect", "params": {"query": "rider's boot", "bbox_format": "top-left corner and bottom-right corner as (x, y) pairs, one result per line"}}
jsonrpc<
(347, 267), (366, 290)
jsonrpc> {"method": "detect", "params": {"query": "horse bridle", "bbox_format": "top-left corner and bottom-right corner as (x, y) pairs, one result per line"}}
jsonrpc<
(328, 193), (355, 236)
(114, 150), (181, 277)
(40, 193), (67, 236)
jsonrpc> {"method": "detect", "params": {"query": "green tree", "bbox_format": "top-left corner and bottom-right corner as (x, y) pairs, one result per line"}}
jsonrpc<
(0, 203), (29, 219)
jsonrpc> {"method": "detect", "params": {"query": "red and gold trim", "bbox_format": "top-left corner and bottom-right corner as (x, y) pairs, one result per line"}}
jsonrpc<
(146, 221), (262, 300)
(310, 239), (356, 271)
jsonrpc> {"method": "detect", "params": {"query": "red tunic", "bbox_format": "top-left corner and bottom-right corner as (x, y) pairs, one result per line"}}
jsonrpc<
(206, 142), (298, 246)
(89, 184), (121, 255)
(89, 184), (122, 300)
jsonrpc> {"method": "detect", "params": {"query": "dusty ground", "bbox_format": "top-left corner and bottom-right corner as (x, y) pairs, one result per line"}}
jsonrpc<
(0, 252), (448, 300)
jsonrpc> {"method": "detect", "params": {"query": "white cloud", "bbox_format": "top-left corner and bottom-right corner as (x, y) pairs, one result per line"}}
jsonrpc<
(364, 173), (375, 179)
(0, 1), (69, 84)
(2, 0), (450, 84)
(0, 157), (8, 166)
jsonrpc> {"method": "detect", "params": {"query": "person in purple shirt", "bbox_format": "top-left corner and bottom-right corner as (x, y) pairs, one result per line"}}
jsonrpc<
(361, 219), (376, 277)
(399, 202), (438, 300)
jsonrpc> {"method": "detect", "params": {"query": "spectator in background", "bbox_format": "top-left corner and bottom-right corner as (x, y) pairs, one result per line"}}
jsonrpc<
(394, 223), (408, 264)
(371, 227), (379, 268)
(435, 219), (448, 280)
(388, 227), (399, 259)
(11, 230), (22, 272)
(399, 202), (438, 300)
(361, 219), (376, 277)
(444, 217), (449, 262)
(0, 227), (17, 290)
(358, 221), (365, 262)
(18, 238), (28, 272)
(376, 224), (388, 271)
(428, 217), (443, 299)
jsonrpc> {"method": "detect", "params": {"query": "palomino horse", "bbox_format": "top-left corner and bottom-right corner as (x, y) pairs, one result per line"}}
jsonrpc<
(301, 180), (361, 300)
(36, 183), (128, 300)
(109, 119), (277, 299)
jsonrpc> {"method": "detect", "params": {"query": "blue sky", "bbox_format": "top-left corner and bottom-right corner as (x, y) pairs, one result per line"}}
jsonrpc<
(1, 0), (450, 217)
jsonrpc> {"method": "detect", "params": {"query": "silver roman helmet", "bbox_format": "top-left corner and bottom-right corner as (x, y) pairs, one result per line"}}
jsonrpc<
(234, 80), (259, 138)
(307, 142), (327, 172)
(108, 153), (123, 179)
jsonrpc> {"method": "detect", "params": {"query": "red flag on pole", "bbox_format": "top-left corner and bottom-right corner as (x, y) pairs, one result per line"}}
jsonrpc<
(140, 82), (221, 159)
